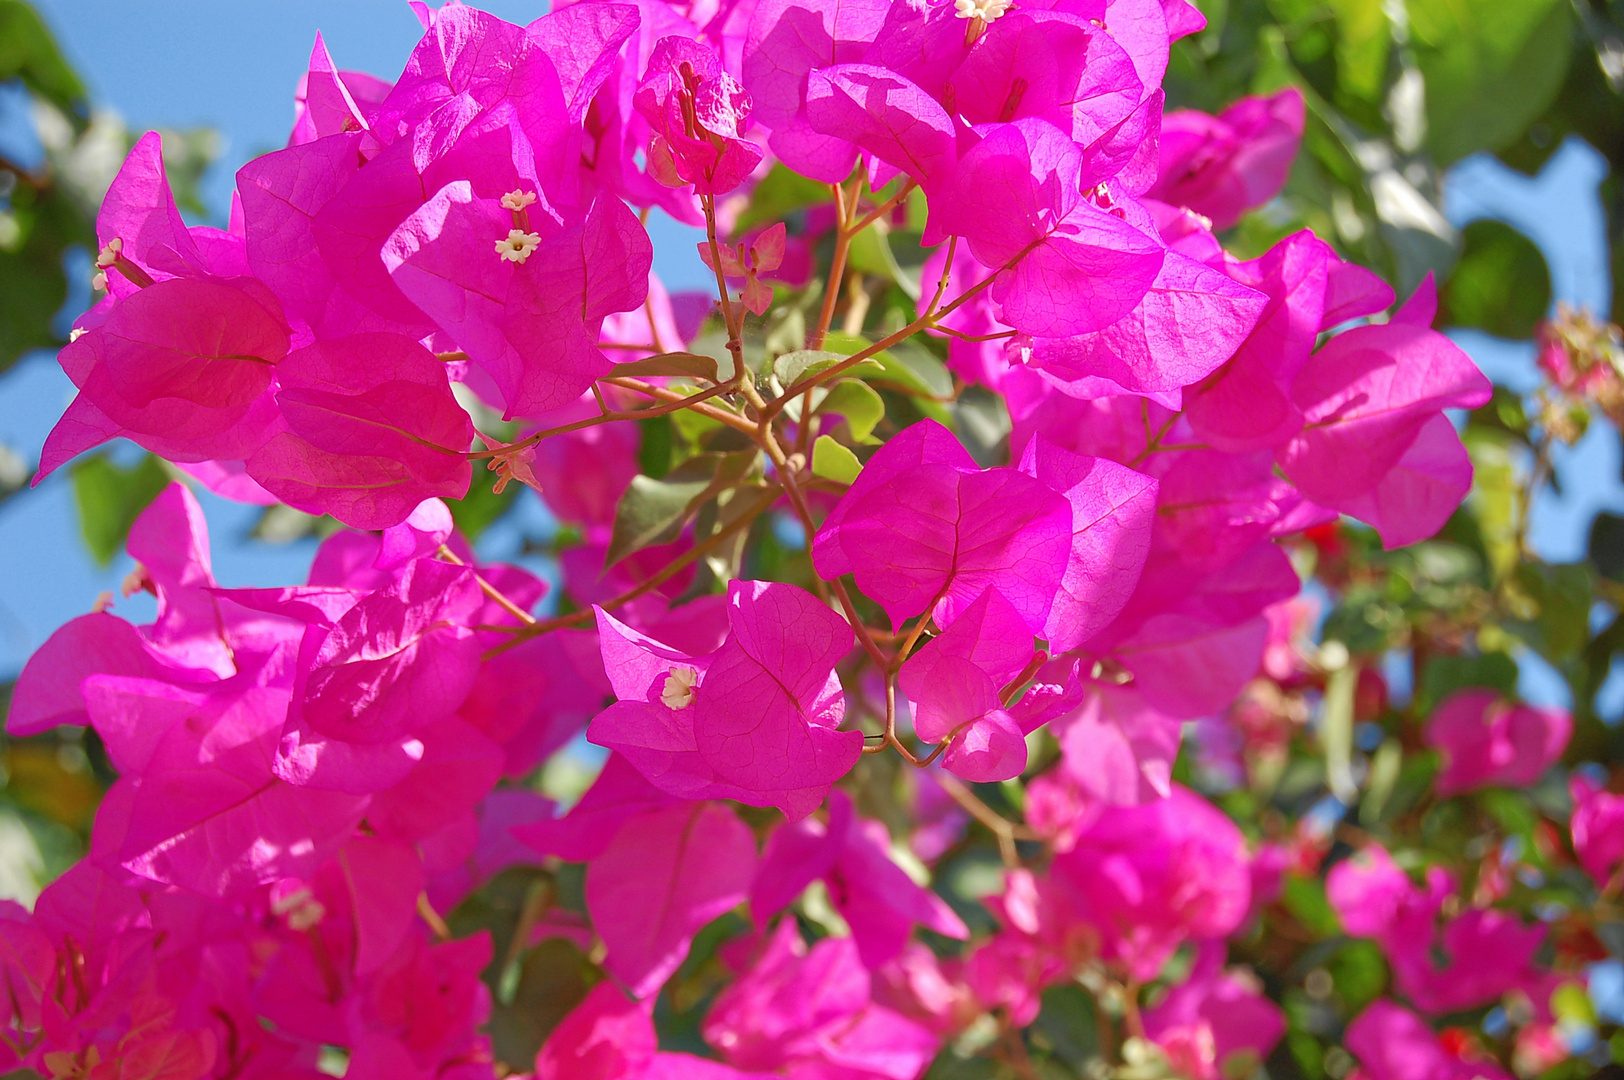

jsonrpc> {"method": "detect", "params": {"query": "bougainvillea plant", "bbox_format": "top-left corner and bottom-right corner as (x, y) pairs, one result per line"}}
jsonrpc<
(4, 1), (1623, 1078)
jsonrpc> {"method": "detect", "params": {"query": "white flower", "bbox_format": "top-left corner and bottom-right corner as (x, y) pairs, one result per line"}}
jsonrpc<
(661, 666), (700, 710)
(495, 229), (542, 263)
(954, 0), (1013, 21)
(500, 189), (538, 211)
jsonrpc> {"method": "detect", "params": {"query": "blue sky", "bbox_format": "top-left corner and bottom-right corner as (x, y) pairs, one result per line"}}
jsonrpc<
(0, 3), (1615, 714)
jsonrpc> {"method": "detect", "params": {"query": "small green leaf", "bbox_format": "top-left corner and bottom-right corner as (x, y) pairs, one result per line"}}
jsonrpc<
(609, 352), (719, 383)
(811, 436), (862, 485)
(773, 349), (848, 387)
(821, 332), (953, 402)
(816, 379), (885, 443)
(70, 453), (171, 565)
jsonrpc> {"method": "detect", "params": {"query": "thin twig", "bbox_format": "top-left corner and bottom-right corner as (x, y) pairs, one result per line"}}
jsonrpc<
(936, 774), (1035, 867)
(438, 546), (535, 625)
(485, 485), (779, 656)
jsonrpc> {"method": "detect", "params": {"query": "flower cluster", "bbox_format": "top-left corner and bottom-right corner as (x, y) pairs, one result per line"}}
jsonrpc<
(5, 1), (1611, 1078)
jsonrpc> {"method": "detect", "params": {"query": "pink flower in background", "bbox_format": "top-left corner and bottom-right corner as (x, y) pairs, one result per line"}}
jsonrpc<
(1571, 774), (1624, 888)
(1346, 1000), (1513, 1080)
(1048, 786), (1252, 980)
(1149, 87), (1305, 230)
(751, 789), (968, 967)
(1424, 689), (1572, 795)
(1144, 942), (1286, 1080)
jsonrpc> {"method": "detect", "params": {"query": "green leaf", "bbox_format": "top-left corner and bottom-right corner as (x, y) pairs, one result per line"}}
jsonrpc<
(605, 451), (759, 566)
(70, 453), (171, 566)
(0, 181), (88, 373)
(1439, 219), (1552, 339)
(1407, 0), (1572, 164)
(0, 0), (86, 111)
(606, 472), (714, 567)
(1416, 651), (1518, 714)
(1326, 939), (1388, 1013)
(1552, 981), (1597, 1026)
(815, 379), (885, 443)
(819, 332), (953, 416)
(1282, 874), (1340, 937)
(638, 414), (675, 479)
(1590, 511), (1624, 582)
(773, 349), (848, 387)
(846, 225), (921, 299)
(811, 436), (862, 485)
(1030, 983), (1099, 1068)
(1328, 0), (1392, 107)
(486, 938), (594, 1070)
(880, 339), (954, 399)
(448, 477), (518, 541)
(609, 351), (719, 383)
(1507, 560), (1594, 663)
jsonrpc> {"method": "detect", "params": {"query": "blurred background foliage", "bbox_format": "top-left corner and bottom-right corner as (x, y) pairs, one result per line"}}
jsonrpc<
(1, 0), (1624, 1075)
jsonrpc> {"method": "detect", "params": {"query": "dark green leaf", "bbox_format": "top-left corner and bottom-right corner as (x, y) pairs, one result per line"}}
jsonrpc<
(1508, 560), (1594, 662)
(1282, 874), (1340, 937)
(607, 472), (714, 566)
(1327, 939), (1388, 1013)
(70, 453), (171, 566)
(606, 451), (759, 566)
(1030, 983), (1099, 1067)
(486, 937), (595, 1070)
(1590, 511), (1624, 582)
(1439, 219), (1551, 339)
(610, 351), (719, 383)
(0, 182), (87, 374)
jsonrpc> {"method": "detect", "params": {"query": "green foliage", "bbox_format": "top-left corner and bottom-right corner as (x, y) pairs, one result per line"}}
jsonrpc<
(1439, 219), (1553, 339)
(447, 473), (518, 541)
(69, 452), (171, 566)
(0, 0), (85, 109)
(1407, 0), (1572, 165)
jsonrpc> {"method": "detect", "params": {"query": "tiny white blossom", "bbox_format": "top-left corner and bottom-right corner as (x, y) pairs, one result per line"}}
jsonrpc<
(495, 229), (542, 263)
(500, 189), (538, 211)
(94, 236), (123, 269)
(954, 0), (1012, 21)
(661, 666), (700, 710)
